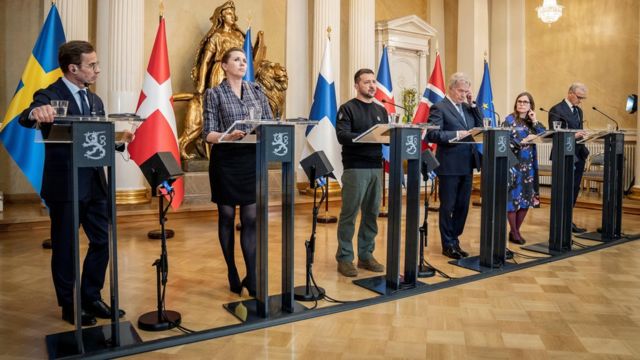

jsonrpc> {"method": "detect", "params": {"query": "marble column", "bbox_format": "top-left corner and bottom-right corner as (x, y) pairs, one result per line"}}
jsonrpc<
(47, 0), (89, 41)
(286, 0), (310, 118)
(629, 4), (640, 201)
(96, 0), (147, 204)
(490, 0), (525, 120)
(456, 0), (489, 88)
(313, 0), (340, 103)
(348, 0), (375, 98)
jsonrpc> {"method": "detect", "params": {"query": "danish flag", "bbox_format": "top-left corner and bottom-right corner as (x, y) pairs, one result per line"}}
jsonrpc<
(128, 17), (183, 208)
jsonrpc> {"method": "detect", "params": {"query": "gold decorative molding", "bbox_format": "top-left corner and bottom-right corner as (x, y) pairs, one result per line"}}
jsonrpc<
(116, 189), (151, 205)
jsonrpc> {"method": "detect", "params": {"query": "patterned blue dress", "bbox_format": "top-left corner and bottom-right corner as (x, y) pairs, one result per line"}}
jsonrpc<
(504, 114), (546, 212)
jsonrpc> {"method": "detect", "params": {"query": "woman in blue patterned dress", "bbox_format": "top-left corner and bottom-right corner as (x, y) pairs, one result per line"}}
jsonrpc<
(504, 92), (546, 245)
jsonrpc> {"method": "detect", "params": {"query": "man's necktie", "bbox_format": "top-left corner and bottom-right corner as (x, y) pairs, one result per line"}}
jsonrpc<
(79, 89), (90, 115)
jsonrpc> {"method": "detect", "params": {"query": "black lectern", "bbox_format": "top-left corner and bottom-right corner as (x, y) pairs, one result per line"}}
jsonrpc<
(43, 116), (141, 358)
(450, 128), (515, 272)
(222, 120), (308, 321)
(352, 123), (433, 295)
(576, 131), (629, 241)
(523, 130), (578, 255)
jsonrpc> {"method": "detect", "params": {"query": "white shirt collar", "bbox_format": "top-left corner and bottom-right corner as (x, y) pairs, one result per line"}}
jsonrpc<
(564, 98), (574, 111)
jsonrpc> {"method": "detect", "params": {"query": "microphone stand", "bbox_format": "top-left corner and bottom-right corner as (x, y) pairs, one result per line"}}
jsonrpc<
(294, 168), (326, 301)
(138, 182), (182, 331)
(592, 106), (620, 130)
(418, 174), (436, 278)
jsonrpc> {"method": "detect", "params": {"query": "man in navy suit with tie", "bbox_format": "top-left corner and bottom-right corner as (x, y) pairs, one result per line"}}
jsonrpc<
(19, 41), (129, 326)
(426, 73), (482, 259)
(548, 82), (589, 233)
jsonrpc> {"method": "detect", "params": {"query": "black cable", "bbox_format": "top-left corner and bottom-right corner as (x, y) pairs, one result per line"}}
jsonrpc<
(572, 240), (590, 249)
(510, 250), (548, 259)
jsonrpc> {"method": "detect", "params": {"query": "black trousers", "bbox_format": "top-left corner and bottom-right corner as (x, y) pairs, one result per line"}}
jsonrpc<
(438, 174), (473, 249)
(47, 197), (109, 308)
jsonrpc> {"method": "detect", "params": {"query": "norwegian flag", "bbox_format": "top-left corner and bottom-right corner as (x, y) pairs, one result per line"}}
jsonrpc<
(413, 52), (445, 151)
(128, 17), (183, 209)
(374, 46), (394, 172)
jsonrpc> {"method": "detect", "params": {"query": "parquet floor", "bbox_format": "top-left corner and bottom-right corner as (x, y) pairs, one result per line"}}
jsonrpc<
(1, 197), (639, 359)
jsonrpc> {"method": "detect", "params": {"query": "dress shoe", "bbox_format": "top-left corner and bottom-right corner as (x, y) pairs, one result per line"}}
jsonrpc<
(83, 299), (125, 319)
(442, 247), (463, 260)
(62, 306), (96, 326)
(571, 223), (586, 234)
(454, 245), (469, 258)
(505, 248), (514, 260)
(508, 232), (526, 245)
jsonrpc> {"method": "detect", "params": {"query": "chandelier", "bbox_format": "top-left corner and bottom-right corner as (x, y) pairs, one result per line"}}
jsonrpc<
(536, 0), (564, 24)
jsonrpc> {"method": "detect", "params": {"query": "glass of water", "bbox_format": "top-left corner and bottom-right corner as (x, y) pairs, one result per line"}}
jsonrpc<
(483, 117), (492, 128)
(553, 121), (562, 130)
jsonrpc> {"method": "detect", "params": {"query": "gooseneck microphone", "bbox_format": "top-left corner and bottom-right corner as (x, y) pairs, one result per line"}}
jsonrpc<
(592, 106), (619, 131)
(539, 107), (570, 125)
(381, 99), (409, 112)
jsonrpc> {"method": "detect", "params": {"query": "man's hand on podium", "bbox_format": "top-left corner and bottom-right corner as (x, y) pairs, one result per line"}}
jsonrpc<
(29, 105), (56, 123)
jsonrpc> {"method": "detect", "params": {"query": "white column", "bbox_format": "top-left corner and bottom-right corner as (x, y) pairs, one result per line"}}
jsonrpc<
(490, 0), (525, 120)
(630, 4), (640, 201)
(313, 0), (340, 102)
(286, 0), (310, 118)
(418, 50), (428, 94)
(96, 0), (147, 203)
(51, 0), (89, 40)
(428, 0), (446, 75)
(348, 0), (375, 96)
(457, 0), (489, 88)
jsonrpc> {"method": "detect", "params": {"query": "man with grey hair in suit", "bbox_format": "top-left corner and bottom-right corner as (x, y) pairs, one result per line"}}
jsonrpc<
(426, 72), (482, 260)
(548, 82), (589, 233)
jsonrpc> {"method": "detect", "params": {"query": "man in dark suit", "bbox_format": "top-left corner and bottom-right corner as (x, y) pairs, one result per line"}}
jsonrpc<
(426, 72), (482, 260)
(548, 83), (589, 233)
(19, 41), (128, 326)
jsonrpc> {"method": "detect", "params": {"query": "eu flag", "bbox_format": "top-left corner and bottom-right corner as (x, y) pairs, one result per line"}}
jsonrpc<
(0, 4), (65, 194)
(242, 27), (255, 82)
(475, 60), (495, 154)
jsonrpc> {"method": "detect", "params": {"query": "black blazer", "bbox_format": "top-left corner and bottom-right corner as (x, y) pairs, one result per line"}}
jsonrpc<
(548, 100), (589, 160)
(426, 98), (483, 175)
(18, 77), (109, 202)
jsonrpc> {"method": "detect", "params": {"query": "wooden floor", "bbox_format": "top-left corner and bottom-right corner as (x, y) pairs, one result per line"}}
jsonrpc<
(1, 196), (639, 359)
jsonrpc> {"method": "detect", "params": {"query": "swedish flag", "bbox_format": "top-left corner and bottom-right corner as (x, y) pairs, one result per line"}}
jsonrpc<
(0, 4), (65, 194)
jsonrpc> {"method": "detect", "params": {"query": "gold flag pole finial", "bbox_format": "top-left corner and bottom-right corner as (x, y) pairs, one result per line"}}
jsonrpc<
(247, 11), (253, 28)
(159, 1), (165, 19)
(435, 40), (439, 54)
(51, 0), (56, 5)
(483, 50), (488, 62)
(327, 26), (332, 41)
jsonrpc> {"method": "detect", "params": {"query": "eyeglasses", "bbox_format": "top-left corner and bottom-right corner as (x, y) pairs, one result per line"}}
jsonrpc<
(77, 62), (100, 71)
(576, 95), (587, 100)
(516, 100), (530, 104)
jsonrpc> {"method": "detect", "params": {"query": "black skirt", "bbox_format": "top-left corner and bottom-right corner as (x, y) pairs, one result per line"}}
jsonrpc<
(209, 143), (256, 205)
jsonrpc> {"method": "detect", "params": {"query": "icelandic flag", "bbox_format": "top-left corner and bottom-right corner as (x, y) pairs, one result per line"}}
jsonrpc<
(475, 60), (496, 154)
(374, 46), (394, 171)
(128, 16), (184, 208)
(306, 38), (343, 185)
(242, 27), (255, 82)
(413, 53), (445, 151)
(0, 4), (65, 194)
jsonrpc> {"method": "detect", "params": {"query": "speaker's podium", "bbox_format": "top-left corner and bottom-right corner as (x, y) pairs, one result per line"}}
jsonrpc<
(220, 119), (314, 322)
(523, 129), (579, 255)
(40, 116), (141, 358)
(352, 123), (437, 295)
(574, 130), (637, 241)
(447, 127), (516, 272)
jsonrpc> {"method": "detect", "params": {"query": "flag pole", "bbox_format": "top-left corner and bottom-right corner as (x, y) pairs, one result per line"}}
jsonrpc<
(316, 27), (338, 224)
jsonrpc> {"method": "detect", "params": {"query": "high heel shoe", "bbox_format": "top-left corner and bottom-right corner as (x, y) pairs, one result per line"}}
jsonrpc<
(241, 277), (256, 297)
(228, 273), (242, 295)
(508, 231), (525, 245)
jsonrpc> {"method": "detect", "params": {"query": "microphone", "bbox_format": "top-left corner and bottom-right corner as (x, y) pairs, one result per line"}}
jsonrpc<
(539, 107), (570, 125)
(592, 106), (619, 130)
(471, 100), (502, 125)
(381, 99), (409, 112)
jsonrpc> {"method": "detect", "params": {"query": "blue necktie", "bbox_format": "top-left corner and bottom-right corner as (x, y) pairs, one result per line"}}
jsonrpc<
(79, 89), (90, 115)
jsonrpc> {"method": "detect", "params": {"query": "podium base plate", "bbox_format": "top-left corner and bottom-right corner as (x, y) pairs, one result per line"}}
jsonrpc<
(223, 294), (308, 323)
(45, 321), (141, 359)
(138, 310), (181, 331)
(575, 231), (622, 242)
(293, 285), (325, 301)
(521, 241), (569, 256)
(353, 275), (427, 295)
(449, 255), (518, 273)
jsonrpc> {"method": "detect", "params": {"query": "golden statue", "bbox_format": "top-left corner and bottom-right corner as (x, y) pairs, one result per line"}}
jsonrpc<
(178, 0), (288, 160)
